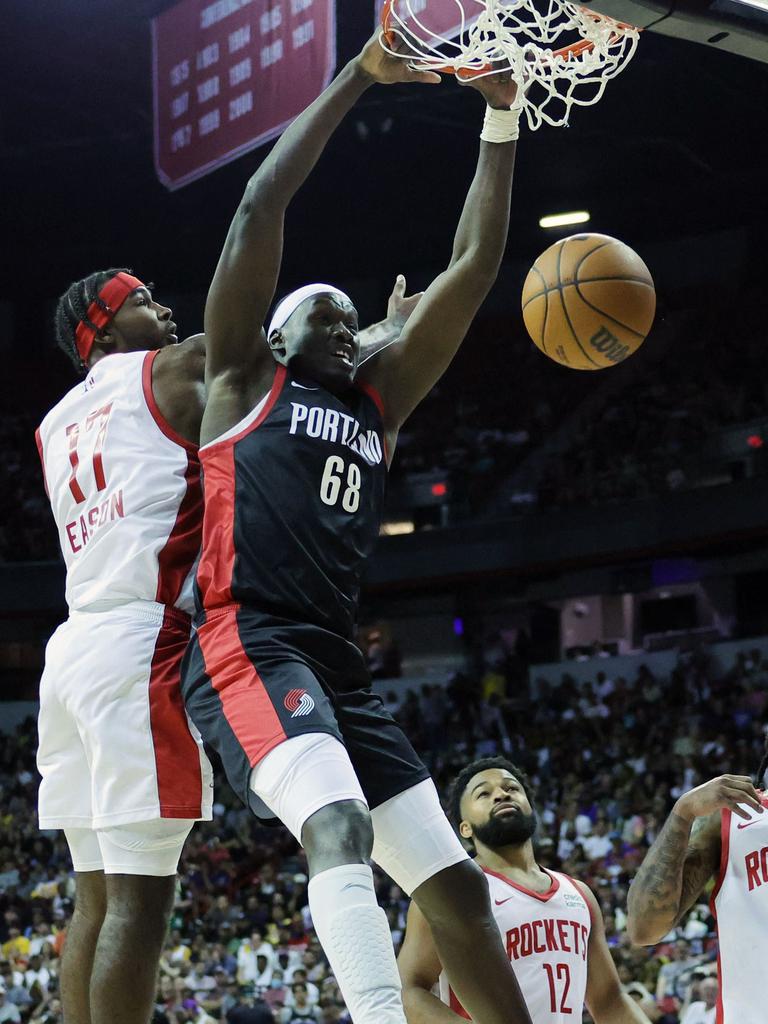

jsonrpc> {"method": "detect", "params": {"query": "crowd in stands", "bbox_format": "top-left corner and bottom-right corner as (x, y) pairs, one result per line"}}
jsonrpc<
(2, 639), (767, 1022)
(3, 297), (767, 559)
(533, 307), (768, 512)
(6, 313), (768, 561)
(0, 415), (57, 565)
(388, 318), (562, 516)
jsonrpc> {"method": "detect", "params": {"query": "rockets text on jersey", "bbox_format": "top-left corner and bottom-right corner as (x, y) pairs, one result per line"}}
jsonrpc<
(439, 868), (592, 1021)
(36, 350), (201, 614)
(710, 796), (768, 1023)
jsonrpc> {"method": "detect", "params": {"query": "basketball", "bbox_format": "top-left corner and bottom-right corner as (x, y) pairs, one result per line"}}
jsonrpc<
(521, 233), (656, 370)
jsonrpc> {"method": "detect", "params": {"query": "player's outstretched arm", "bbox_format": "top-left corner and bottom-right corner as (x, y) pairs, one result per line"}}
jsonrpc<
(398, 901), (470, 1023)
(574, 882), (651, 1023)
(358, 74), (518, 438)
(626, 774), (762, 945)
(203, 36), (439, 392)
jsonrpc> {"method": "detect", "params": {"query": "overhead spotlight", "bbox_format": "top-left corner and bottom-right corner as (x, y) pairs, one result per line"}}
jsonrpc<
(726, 0), (768, 11)
(539, 210), (590, 229)
(379, 520), (415, 536)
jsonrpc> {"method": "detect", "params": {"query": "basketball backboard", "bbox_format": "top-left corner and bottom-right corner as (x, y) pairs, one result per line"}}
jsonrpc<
(592, 0), (768, 62)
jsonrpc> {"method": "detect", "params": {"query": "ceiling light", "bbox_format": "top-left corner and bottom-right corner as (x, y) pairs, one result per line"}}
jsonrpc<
(379, 520), (415, 536)
(539, 211), (591, 229)
(727, 0), (768, 11)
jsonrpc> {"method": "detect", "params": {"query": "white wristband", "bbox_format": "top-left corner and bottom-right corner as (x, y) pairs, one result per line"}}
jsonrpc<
(480, 105), (521, 143)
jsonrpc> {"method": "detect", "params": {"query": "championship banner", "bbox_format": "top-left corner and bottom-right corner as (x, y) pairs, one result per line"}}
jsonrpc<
(152, 0), (336, 190)
(373, 0), (480, 43)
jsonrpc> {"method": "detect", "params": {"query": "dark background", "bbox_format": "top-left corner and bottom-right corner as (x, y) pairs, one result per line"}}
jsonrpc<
(1, 1), (767, 677)
(3, 0), (766, 415)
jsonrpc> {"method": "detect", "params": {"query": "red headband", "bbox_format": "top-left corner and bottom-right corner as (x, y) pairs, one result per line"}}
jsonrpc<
(75, 272), (145, 363)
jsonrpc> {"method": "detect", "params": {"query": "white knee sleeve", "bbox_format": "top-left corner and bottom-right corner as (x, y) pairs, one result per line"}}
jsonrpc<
(250, 733), (367, 841)
(97, 819), (192, 876)
(371, 779), (469, 895)
(308, 864), (405, 1024)
(65, 828), (104, 873)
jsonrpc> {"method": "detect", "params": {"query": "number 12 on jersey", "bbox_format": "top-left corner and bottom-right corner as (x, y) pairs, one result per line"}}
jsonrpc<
(65, 404), (113, 504)
(543, 962), (573, 1015)
(319, 455), (361, 513)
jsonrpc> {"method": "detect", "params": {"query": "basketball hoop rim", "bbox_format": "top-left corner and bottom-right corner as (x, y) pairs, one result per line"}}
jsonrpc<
(379, 0), (641, 77)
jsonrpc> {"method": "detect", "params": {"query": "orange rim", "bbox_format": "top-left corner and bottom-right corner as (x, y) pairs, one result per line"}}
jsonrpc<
(379, 0), (398, 49)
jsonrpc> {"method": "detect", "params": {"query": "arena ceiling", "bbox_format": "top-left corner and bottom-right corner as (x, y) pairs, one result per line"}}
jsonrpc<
(2, 0), (766, 371)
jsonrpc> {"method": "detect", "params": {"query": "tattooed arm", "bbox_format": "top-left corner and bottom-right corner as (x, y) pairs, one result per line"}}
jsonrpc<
(626, 774), (763, 945)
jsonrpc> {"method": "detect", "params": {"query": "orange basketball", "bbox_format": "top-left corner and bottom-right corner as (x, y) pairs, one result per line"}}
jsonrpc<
(521, 233), (656, 370)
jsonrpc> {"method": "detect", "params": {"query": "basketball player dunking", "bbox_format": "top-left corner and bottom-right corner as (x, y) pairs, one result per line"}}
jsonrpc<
(627, 770), (765, 1023)
(37, 272), (417, 1023)
(181, 30), (533, 1024)
(399, 758), (650, 1023)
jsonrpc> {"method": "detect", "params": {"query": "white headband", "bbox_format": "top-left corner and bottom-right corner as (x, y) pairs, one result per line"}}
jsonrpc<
(267, 283), (352, 340)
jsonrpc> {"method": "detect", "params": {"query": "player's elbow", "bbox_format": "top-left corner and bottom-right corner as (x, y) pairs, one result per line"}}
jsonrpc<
(400, 983), (434, 1021)
(235, 190), (270, 234)
(450, 241), (502, 286)
(400, 982), (425, 1000)
(625, 913), (667, 947)
(237, 170), (283, 227)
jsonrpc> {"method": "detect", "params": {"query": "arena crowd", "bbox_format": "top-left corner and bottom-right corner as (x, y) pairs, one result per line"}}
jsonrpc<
(4, 298), (767, 561)
(2, 639), (765, 1022)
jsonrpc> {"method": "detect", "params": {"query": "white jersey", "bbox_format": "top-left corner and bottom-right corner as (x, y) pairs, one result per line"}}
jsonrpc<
(439, 867), (592, 1021)
(36, 350), (201, 614)
(710, 796), (768, 1024)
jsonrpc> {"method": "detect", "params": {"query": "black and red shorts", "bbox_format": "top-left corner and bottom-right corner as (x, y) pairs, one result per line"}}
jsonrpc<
(181, 605), (429, 822)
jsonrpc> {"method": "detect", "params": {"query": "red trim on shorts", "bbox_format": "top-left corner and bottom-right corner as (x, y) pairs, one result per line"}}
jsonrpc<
(34, 427), (49, 498)
(482, 865), (561, 902)
(710, 807), (730, 1024)
(448, 987), (471, 1020)
(155, 452), (203, 608)
(197, 607), (287, 765)
(142, 350), (199, 454)
(148, 609), (205, 817)
(201, 364), (286, 453)
(196, 443), (236, 608)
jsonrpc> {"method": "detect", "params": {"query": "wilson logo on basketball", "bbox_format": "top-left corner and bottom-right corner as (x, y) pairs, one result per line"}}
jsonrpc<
(284, 688), (315, 718)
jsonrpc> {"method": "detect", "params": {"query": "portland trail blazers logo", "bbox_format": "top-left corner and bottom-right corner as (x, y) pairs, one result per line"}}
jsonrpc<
(284, 688), (315, 718)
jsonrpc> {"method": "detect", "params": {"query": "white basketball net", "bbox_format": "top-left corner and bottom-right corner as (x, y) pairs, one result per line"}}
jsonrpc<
(380, 0), (640, 130)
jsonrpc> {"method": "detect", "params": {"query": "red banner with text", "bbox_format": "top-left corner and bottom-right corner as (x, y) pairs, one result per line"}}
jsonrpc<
(152, 0), (336, 190)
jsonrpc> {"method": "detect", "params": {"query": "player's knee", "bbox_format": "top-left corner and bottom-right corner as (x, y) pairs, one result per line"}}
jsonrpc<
(302, 799), (374, 870)
(73, 871), (108, 925)
(105, 874), (176, 930)
(413, 858), (491, 925)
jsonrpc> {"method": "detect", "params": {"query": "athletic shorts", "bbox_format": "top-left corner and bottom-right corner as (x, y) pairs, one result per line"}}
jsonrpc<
(38, 601), (214, 831)
(181, 606), (430, 822)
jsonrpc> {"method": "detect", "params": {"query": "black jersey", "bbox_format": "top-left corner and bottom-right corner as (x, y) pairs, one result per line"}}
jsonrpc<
(196, 365), (387, 637)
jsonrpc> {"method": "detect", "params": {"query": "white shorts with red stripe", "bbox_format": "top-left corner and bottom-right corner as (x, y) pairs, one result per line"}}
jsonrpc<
(37, 600), (213, 830)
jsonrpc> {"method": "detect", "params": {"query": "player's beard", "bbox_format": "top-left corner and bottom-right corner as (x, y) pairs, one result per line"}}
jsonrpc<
(472, 808), (538, 849)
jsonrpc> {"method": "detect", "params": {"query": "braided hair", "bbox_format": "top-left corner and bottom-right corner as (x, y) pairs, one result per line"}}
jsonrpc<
(756, 732), (768, 790)
(54, 267), (133, 372)
(448, 756), (534, 832)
